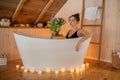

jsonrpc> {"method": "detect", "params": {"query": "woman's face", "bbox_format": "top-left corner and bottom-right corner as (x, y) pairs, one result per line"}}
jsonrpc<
(69, 16), (79, 28)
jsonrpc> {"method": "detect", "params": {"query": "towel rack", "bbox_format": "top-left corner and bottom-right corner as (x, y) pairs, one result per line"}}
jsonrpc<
(81, 0), (105, 63)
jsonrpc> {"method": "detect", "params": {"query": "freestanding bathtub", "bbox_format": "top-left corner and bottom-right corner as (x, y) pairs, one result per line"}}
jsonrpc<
(14, 33), (91, 71)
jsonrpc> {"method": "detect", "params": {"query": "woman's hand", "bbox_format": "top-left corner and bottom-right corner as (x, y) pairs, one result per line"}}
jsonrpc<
(75, 44), (80, 51)
(75, 41), (82, 51)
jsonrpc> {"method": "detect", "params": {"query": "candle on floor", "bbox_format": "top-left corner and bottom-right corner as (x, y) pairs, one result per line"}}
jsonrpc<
(82, 64), (85, 69)
(70, 68), (74, 80)
(21, 66), (24, 70)
(79, 68), (82, 76)
(55, 71), (59, 78)
(38, 71), (42, 76)
(30, 69), (35, 73)
(85, 63), (89, 69)
(24, 68), (28, 73)
(16, 65), (20, 69)
(61, 68), (66, 73)
(46, 68), (51, 73)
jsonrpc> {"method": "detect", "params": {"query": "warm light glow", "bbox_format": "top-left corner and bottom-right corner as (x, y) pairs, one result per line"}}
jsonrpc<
(82, 64), (85, 68)
(21, 66), (24, 70)
(75, 68), (79, 74)
(46, 68), (51, 73)
(60, 68), (66, 73)
(55, 71), (59, 74)
(24, 68), (28, 73)
(85, 63), (89, 68)
(70, 68), (74, 73)
(38, 71), (42, 75)
(30, 69), (35, 73)
(16, 65), (20, 69)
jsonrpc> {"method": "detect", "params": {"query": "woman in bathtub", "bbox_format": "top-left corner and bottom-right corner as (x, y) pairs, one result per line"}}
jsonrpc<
(66, 13), (92, 51)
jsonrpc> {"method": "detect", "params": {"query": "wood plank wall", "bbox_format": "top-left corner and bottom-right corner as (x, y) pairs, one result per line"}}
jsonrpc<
(0, 28), (51, 61)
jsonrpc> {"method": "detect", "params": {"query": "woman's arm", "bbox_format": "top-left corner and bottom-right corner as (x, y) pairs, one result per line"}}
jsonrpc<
(75, 29), (92, 51)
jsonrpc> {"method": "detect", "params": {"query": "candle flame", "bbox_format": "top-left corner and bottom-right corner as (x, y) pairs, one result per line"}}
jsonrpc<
(24, 68), (28, 73)
(61, 68), (66, 73)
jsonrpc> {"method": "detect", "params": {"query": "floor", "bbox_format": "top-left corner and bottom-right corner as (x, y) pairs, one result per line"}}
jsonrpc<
(0, 59), (120, 80)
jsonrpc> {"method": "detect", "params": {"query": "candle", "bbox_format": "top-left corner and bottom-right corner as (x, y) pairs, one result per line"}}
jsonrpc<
(55, 71), (59, 78)
(61, 68), (66, 73)
(24, 68), (28, 73)
(82, 64), (85, 69)
(85, 63), (89, 69)
(38, 71), (42, 75)
(21, 66), (24, 70)
(46, 68), (51, 73)
(16, 65), (20, 69)
(30, 69), (35, 73)
(70, 68), (74, 80)
(75, 68), (80, 80)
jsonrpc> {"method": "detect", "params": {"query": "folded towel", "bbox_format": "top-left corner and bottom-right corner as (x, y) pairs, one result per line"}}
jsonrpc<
(117, 52), (120, 59)
(85, 6), (100, 20)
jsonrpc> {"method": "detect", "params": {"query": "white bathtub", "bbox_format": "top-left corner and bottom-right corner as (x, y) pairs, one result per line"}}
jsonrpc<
(14, 33), (91, 71)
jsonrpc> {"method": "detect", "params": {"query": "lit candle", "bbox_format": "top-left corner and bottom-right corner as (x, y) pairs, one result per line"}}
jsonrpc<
(61, 68), (66, 73)
(38, 71), (42, 75)
(82, 64), (85, 69)
(70, 68), (74, 80)
(85, 63), (89, 69)
(79, 68), (82, 75)
(46, 68), (51, 73)
(21, 66), (24, 70)
(24, 68), (28, 73)
(30, 69), (35, 73)
(16, 65), (20, 69)
(75, 68), (80, 80)
(55, 71), (59, 78)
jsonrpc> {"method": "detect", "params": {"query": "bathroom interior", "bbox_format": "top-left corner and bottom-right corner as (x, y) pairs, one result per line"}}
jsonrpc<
(0, 0), (120, 80)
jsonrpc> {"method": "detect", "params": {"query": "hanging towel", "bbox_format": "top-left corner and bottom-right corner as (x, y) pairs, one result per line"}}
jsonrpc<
(85, 6), (100, 20)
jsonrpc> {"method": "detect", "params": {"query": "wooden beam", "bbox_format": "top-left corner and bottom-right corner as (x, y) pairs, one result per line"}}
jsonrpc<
(12, 0), (26, 21)
(34, 0), (54, 24)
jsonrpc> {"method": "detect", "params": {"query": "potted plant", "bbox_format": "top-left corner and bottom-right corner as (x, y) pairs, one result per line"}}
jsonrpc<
(47, 17), (66, 37)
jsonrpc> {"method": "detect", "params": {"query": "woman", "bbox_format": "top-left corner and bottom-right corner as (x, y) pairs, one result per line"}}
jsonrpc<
(66, 13), (92, 51)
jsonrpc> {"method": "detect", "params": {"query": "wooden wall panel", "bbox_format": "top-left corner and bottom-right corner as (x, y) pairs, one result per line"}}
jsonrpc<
(0, 28), (51, 61)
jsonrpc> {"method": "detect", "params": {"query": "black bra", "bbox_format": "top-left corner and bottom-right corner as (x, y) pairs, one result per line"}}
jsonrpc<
(66, 30), (79, 39)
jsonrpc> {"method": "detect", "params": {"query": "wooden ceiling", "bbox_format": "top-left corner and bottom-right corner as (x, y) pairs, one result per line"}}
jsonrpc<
(0, 0), (67, 24)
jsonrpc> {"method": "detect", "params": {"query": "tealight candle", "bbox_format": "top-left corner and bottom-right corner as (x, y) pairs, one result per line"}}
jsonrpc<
(24, 68), (28, 73)
(30, 69), (35, 73)
(55, 71), (59, 78)
(16, 65), (20, 69)
(85, 63), (89, 69)
(46, 68), (51, 73)
(21, 66), (24, 70)
(61, 68), (66, 73)
(82, 64), (85, 69)
(70, 68), (74, 80)
(38, 71), (42, 75)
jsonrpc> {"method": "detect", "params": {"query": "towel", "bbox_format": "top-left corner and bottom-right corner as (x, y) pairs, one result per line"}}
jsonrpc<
(117, 52), (120, 59)
(85, 6), (100, 20)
